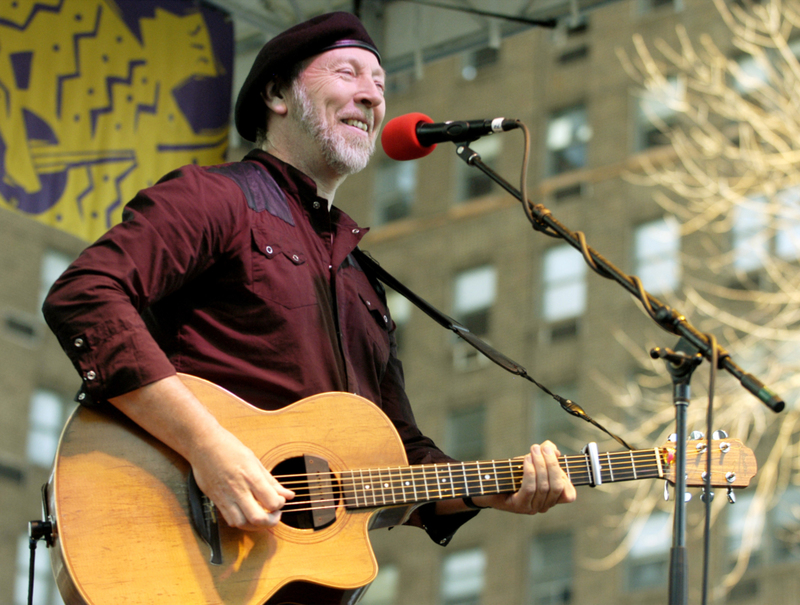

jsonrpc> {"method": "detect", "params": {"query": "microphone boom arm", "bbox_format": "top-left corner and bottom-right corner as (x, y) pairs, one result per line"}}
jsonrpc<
(454, 142), (785, 414)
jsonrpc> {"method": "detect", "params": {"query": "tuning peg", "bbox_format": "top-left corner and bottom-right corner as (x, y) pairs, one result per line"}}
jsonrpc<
(668, 433), (677, 443)
(727, 487), (736, 504)
(690, 431), (705, 440)
(712, 429), (728, 440)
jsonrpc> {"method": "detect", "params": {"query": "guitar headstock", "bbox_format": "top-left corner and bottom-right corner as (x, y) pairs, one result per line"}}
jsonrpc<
(662, 438), (757, 489)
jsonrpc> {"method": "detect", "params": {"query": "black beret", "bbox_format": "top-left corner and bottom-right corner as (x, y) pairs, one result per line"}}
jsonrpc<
(234, 11), (382, 142)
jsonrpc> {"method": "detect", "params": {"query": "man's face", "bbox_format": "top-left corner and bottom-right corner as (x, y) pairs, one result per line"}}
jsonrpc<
(288, 47), (386, 175)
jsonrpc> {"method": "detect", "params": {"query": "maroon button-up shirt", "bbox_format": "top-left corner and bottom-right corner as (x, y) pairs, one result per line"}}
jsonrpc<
(43, 149), (476, 544)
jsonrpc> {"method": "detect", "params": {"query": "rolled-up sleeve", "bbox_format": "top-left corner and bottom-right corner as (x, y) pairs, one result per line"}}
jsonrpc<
(42, 165), (243, 403)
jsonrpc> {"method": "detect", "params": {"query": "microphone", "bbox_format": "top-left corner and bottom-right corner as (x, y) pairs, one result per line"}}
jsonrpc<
(381, 112), (519, 161)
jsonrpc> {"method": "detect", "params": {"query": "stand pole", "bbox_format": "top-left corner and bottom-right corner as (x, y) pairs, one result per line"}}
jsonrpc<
(652, 340), (704, 605)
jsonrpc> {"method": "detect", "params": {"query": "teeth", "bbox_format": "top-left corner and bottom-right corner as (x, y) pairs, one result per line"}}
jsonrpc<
(343, 119), (368, 132)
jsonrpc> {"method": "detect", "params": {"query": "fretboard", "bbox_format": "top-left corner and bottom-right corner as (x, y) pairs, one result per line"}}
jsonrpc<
(340, 448), (666, 509)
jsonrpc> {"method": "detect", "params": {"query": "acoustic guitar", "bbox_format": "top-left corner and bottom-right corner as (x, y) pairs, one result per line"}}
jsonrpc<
(44, 373), (757, 604)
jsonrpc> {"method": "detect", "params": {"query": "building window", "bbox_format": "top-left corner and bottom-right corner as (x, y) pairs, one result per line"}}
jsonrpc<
(733, 187), (800, 276)
(636, 76), (683, 150)
(15, 533), (64, 605)
(565, 14), (589, 36)
(638, 0), (683, 13)
(634, 217), (681, 295)
(771, 486), (800, 562)
(727, 487), (800, 574)
(529, 531), (573, 605)
(462, 46), (500, 81)
(386, 69), (415, 96)
(626, 510), (671, 591)
(385, 287), (412, 353)
(731, 52), (769, 95)
(27, 389), (73, 468)
(457, 135), (502, 202)
(546, 104), (590, 176)
(441, 548), (486, 605)
(726, 491), (762, 573)
(39, 249), (73, 316)
(541, 245), (586, 323)
(446, 405), (486, 461)
(361, 563), (400, 605)
(734, 195), (770, 273)
(452, 265), (496, 370)
(558, 46), (589, 65)
(774, 186), (800, 261)
(374, 160), (416, 225)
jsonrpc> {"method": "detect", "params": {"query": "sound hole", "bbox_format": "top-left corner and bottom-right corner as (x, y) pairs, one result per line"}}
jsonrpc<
(272, 456), (340, 530)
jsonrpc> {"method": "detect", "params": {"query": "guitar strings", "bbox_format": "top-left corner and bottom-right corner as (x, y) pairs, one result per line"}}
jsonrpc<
(271, 460), (671, 509)
(273, 458), (668, 489)
(244, 447), (732, 514)
(271, 449), (671, 491)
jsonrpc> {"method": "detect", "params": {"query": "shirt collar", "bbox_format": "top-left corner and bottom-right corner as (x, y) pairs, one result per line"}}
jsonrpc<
(242, 148), (325, 209)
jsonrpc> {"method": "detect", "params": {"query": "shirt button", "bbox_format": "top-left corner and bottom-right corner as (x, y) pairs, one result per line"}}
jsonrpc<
(74, 337), (85, 348)
(366, 300), (372, 307)
(77, 392), (86, 402)
(352, 228), (360, 234)
(266, 246), (273, 254)
(85, 370), (97, 381)
(383, 315), (389, 323)
(292, 254), (300, 262)
(312, 201), (321, 210)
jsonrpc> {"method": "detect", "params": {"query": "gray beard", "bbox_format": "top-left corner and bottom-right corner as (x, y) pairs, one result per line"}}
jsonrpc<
(290, 80), (375, 175)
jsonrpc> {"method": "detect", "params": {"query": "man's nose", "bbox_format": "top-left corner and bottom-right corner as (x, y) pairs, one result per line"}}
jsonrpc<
(355, 77), (383, 108)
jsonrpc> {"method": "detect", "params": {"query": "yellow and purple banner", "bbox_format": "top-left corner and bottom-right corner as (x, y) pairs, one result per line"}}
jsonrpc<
(1, 0), (233, 241)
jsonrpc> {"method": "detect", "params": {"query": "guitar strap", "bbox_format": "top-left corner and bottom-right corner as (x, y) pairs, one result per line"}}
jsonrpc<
(353, 247), (635, 450)
(353, 248), (527, 377)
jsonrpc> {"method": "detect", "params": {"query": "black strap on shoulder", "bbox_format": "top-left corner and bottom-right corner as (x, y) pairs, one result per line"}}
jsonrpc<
(353, 247), (635, 450)
(353, 248), (527, 376)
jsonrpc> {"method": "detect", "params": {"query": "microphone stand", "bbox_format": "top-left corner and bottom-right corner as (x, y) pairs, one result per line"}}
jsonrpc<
(651, 339), (704, 605)
(453, 140), (786, 604)
(453, 142), (785, 414)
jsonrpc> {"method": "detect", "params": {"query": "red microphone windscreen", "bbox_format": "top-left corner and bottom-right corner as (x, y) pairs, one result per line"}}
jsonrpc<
(381, 112), (437, 161)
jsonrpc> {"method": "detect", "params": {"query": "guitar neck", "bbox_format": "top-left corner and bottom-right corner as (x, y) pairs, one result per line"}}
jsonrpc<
(340, 447), (666, 509)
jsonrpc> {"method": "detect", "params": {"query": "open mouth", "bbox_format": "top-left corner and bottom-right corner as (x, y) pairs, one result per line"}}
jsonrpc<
(342, 118), (369, 133)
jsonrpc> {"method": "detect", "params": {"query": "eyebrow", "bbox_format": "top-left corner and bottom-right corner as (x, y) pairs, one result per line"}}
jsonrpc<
(329, 54), (385, 81)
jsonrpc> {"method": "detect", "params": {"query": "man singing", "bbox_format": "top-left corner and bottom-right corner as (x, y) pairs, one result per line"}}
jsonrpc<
(43, 11), (575, 601)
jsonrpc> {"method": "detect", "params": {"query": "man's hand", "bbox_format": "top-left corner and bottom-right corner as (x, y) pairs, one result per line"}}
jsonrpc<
(465, 441), (576, 514)
(109, 374), (294, 531)
(188, 424), (295, 530)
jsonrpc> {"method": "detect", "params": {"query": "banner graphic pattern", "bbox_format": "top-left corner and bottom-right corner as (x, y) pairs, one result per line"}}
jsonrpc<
(0, 0), (234, 241)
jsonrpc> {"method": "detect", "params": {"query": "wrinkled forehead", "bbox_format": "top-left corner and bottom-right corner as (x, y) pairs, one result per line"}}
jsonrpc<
(299, 46), (386, 80)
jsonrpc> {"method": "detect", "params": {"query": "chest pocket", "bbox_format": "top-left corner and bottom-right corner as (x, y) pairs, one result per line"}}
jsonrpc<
(250, 228), (318, 309)
(356, 290), (393, 362)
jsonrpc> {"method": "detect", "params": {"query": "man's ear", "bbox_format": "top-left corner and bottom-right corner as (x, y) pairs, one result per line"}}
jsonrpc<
(262, 80), (288, 116)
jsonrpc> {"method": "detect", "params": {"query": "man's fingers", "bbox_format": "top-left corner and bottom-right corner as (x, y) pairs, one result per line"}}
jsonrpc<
(508, 442), (574, 515)
(530, 444), (551, 513)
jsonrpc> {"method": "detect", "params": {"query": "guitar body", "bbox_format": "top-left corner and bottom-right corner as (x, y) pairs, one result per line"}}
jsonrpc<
(47, 374), (410, 605)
